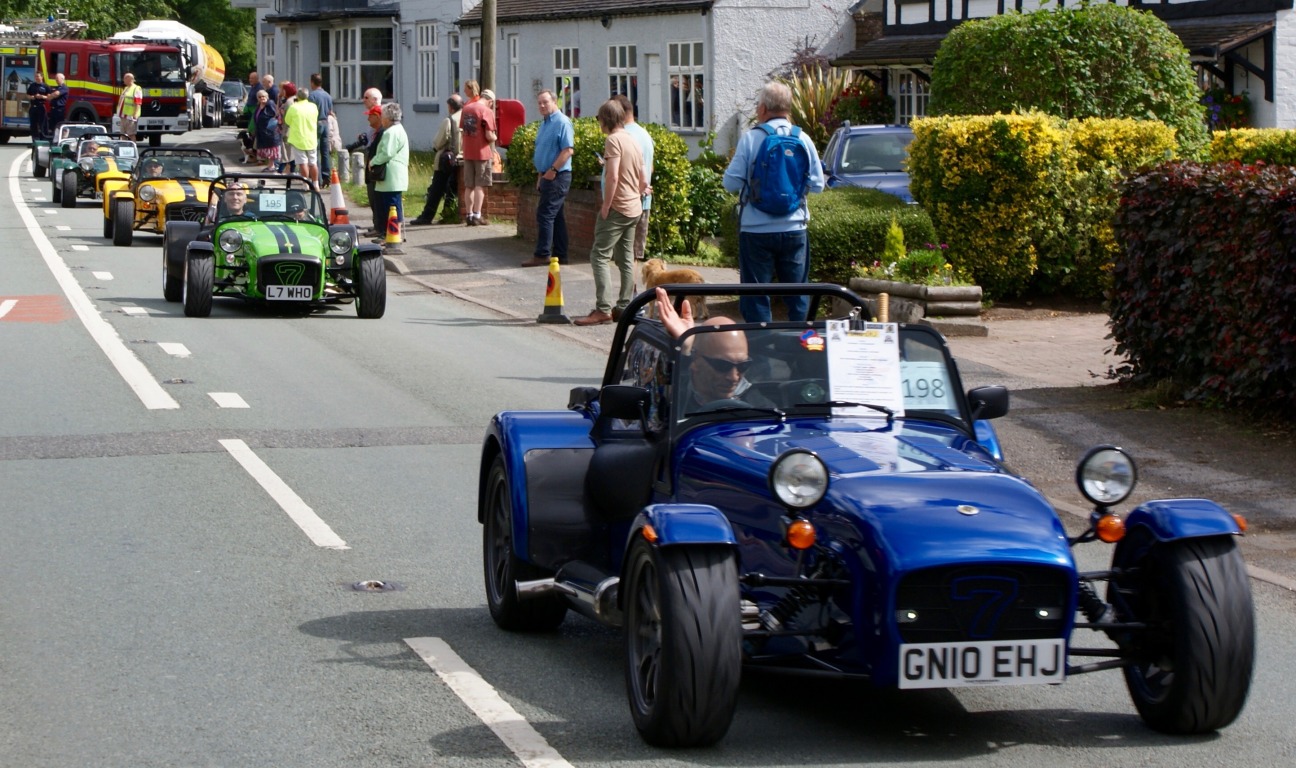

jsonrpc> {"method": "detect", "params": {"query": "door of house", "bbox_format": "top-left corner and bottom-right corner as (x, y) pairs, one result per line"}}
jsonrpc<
(645, 53), (661, 125)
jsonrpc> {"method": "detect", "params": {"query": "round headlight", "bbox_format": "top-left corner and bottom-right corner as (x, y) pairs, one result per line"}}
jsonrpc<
(329, 230), (353, 255)
(334, 253), (346, 266)
(1076, 446), (1137, 507)
(217, 229), (244, 253)
(79, 158), (94, 172)
(139, 185), (156, 202)
(769, 449), (828, 510)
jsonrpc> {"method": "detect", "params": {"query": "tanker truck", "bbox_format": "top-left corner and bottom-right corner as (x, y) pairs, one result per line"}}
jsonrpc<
(111, 20), (225, 130)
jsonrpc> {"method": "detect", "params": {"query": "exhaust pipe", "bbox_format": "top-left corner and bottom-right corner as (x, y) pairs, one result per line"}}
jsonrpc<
(515, 561), (621, 626)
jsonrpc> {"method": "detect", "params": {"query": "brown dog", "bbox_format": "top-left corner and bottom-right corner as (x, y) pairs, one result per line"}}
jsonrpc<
(641, 258), (708, 319)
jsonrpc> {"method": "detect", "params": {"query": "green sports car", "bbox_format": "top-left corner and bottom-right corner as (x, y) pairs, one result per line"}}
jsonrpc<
(164, 173), (386, 319)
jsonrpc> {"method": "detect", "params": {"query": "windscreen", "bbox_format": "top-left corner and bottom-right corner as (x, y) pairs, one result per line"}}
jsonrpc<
(119, 51), (187, 88)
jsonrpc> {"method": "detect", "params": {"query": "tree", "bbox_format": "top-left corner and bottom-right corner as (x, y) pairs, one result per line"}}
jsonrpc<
(928, 4), (1207, 157)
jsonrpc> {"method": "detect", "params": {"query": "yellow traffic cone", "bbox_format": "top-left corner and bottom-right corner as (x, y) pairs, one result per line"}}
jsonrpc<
(536, 256), (571, 324)
(383, 205), (403, 254)
(328, 168), (348, 224)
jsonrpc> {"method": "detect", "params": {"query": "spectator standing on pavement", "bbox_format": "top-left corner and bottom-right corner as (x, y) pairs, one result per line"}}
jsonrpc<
(613, 94), (654, 261)
(521, 88), (574, 266)
(363, 88), (383, 111)
(47, 73), (69, 135)
(573, 99), (646, 326)
(370, 101), (409, 240)
(116, 72), (143, 141)
(243, 71), (261, 124)
(410, 93), (463, 226)
(308, 74), (334, 186)
(26, 72), (49, 139)
(262, 74), (279, 108)
(283, 87), (320, 185)
(328, 111), (346, 182)
(722, 80), (825, 323)
(459, 80), (497, 226)
(275, 82), (297, 174)
(251, 88), (281, 168)
(347, 105), (385, 237)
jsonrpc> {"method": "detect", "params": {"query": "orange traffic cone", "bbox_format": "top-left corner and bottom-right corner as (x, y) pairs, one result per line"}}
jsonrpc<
(328, 168), (348, 224)
(536, 256), (571, 324)
(383, 205), (404, 254)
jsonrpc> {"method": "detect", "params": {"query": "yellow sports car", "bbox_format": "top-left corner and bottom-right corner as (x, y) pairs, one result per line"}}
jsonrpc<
(103, 148), (224, 245)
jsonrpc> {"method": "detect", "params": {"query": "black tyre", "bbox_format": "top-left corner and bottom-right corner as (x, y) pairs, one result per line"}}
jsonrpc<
(162, 222), (196, 303)
(113, 199), (135, 247)
(61, 170), (77, 208)
(1110, 532), (1255, 734)
(182, 251), (214, 317)
(355, 254), (387, 319)
(482, 456), (567, 631)
(32, 149), (46, 178)
(50, 176), (61, 203)
(624, 539), (741, 747)
(103, 208), (113, 239)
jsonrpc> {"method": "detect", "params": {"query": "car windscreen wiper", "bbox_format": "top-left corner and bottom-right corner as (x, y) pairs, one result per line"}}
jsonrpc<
(820, 401), (895, 423)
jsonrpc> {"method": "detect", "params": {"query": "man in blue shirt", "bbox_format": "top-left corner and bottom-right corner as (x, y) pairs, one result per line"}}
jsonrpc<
(722, 81), (825, 323)
(47, 73), (69, 135)
(522, 89), (575, 267)
(308, 73), (335, 186)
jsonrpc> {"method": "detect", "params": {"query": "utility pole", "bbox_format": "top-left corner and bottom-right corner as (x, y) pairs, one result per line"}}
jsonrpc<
(481, 0), (496, 92)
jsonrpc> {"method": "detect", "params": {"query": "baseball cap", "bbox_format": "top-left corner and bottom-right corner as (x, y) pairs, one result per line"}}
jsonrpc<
(366, 105), (383, 116)
(480, 89), (496, 101)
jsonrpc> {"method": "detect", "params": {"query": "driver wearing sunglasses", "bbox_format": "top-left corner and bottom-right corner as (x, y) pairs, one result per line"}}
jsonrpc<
(687, 317), (759, 406)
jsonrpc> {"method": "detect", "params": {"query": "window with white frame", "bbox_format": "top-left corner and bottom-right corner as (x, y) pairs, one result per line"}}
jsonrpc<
(417, 22), (438, 102)
(554, 47), (581, 118)
(449, 33), (460, 94)
(894, 71), (929, 124)
(318, 30), (331, 93)
(608, 44), (638, 116)
(667, 41), (703, 130)
(471, 38), (481, 84)
(324, 28), (355, 100)
(262, 34), (276, 86)
(360, 27), (394, 100)
(508, 34), (520, 99)
(322, 26), (392, 101)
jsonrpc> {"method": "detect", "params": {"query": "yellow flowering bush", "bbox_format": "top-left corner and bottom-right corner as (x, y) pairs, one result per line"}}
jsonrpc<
(1210, 128), (1296, 164)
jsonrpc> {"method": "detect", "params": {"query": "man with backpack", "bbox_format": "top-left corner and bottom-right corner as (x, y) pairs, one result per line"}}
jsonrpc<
(722, 81), (825, 323)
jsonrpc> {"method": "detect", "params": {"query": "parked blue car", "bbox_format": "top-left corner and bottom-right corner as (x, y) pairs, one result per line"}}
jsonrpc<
(479, 284), (1254, 747)
(821, 123), (915, 202)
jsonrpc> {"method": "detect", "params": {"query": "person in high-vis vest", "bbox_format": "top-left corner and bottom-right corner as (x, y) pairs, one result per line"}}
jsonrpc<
(116, 73), (143, 141)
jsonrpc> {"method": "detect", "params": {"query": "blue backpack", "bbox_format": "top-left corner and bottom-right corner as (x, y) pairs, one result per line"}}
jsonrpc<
(744, 123), (811, 216)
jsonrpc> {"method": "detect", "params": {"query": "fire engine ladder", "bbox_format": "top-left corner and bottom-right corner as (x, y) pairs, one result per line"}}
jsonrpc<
(0, 15), (89, 42)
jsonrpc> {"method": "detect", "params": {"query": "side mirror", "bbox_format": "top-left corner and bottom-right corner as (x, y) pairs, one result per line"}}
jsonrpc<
(967, 385), (1009, 421)
(599, 384), (650, 421)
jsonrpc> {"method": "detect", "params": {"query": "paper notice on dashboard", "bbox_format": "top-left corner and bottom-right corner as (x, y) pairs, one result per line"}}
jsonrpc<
(826, 319), (905, 418)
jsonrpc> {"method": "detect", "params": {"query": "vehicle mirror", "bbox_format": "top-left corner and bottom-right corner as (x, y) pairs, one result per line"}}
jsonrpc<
(567, 386), (600, 411)
(599, 385), (650, 421)
(967, 385), (1009, 421)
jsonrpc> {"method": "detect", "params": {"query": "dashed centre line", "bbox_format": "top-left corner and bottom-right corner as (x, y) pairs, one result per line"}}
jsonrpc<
(209, 392), (248, 408)
(72, 244), (88, 251)
(404, 637), (575, 768)
(158, 342), (190, 357)
(0, 299), (15, 319)
(93, 271), (113, 280)
(120, 306), (151, 315)
(219, 439), (348, 549)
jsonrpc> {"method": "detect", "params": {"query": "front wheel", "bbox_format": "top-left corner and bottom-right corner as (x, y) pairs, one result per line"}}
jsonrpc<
(1110, 533), (1255, 734)
(50, 176), (61, 203)
(482, 456), (568, 631)
(32, 149), (46, 178)
(61, 170), (77, 208)
(624, 539), (741, 747)
(355, 254), (387, 319)
(113, 199), (135, 246)
(182, 252), (214, 317)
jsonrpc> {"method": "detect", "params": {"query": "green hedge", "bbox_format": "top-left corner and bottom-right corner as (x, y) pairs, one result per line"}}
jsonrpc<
(719, 186), (934, 287)
(909, 113), (1176, 298)
(1111, 162), (1296, 413)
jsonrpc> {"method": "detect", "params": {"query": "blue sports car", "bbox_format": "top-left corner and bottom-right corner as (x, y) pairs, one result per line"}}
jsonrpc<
(478, 284), (1254, 747)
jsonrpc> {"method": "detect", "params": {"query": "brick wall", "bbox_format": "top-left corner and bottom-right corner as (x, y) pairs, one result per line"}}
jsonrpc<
(515, 186), (601, 260)
(454, 172), (519, 222)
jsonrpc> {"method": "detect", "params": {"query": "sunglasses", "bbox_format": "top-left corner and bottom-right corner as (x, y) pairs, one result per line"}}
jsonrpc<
(700, 356), (754, 375)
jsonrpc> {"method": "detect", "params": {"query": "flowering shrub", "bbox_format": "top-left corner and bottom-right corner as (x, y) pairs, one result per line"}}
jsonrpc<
(1201, 87), (1250, 130)
(828, 83), (894, 128)
(1210, 128), (1296, 164)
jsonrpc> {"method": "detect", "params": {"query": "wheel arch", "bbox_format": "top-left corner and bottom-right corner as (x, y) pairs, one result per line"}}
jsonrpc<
(1124, 498), (1243, 543)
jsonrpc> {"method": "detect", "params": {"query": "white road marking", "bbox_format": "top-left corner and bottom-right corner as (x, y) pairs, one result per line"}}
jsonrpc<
(0, 299), (16, 319)
(93, 271), (113, 280)
(8, 154), (178, 410)
(121, 306), (150, 315)
(72, 244), (88, 251)
(43, 209), (57, 214)
(405, 637), (575, 768)
(218, 439), (348, 550)
(55, 224), (69, 230)
(209, 392), (248, 408)
(158, 342), (190, 357)
(1250, 564), (1296, 592)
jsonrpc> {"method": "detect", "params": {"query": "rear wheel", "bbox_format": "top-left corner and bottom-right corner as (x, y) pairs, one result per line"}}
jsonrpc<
(182, 252), (214, 317)
(113, 199), (135, 246)
(1110, 532), (1255, 734)
(355, 254), (387, 319)
(50, 176), (61, 203)
(61, 170), (77, 208)
(32, 148), (46, 178)
(482, 456), (568, 631)
(624, 539), (741, 747)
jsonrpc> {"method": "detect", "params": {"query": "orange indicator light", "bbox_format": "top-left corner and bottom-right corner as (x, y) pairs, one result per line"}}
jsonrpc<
(786, 519), (816, 550)
(641, 524), (659, 543)
(1095, 514), (1126, 543)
